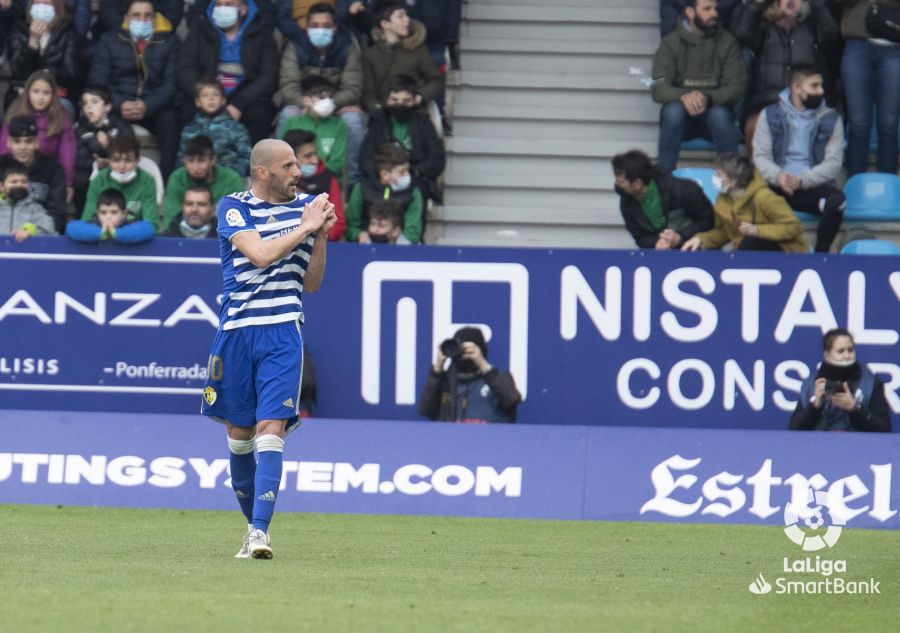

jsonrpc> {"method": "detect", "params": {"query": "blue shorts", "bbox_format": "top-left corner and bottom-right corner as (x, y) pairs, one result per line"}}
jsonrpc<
(201, 321), (304, 432)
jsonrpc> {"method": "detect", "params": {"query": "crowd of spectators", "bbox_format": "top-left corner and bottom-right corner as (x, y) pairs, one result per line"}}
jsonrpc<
(0, 0), (456, 245)
(617, 0), (899, 253)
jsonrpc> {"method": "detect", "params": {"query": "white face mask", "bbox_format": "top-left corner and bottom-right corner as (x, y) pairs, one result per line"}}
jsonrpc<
(311, 97), (336, 118)
(828, 357), (857, 367)
(212, 5), (239, 29)
(711, 174), (724, 192)
(30, 3), (55, 23)
(390, 173), (412, 192)
(110, 169), (137, 184)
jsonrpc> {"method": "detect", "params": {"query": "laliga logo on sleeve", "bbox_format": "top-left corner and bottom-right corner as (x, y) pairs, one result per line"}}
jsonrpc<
(783, 489), (844, 551)
(225, 209), (246, 227)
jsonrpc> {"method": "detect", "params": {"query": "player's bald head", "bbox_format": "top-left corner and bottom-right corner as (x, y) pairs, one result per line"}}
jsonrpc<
(250, 139), (294, 178)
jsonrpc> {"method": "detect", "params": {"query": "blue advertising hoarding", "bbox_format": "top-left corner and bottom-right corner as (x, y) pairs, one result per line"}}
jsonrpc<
(0, 237), (897, 430)
(1, 410), (897, 530)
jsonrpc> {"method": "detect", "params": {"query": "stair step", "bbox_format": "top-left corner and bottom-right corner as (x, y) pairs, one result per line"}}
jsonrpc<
(466, 4), (659, 24)
(454, 85), (654, 108)
(440, 205), (610, 225)
(462, 36), (655, 56)
(457, 70), (651, 92)
(464, 20), (658, 42)
(447, 136), (656, 158)
(452, 102), (660, 123)
(442, 186), (621, 214)
(452, 117), (659, 142)
(463, 50), (653, 75)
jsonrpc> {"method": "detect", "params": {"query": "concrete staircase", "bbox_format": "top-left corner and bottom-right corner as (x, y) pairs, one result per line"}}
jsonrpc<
(437, 0), (663, 248)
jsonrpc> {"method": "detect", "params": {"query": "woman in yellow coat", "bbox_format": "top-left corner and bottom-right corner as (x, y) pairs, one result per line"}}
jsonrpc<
(682, 153), (809, 253)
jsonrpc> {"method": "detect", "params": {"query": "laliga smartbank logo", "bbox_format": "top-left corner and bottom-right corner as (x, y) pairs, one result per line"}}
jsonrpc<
(748, 489), (880, 596)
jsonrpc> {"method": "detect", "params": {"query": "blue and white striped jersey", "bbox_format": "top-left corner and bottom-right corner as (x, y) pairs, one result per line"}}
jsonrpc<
(215, 190), (317, 331)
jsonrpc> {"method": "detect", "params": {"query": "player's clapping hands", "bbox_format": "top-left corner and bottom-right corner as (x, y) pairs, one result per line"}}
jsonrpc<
(303, 193), (334, 233)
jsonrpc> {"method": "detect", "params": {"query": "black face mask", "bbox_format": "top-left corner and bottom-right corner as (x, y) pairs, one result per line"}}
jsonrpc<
(368, 232), (391, 243)
(6, 187), (28, 203)
(801, 94), (824, 110)
(386, 105), (415, 123)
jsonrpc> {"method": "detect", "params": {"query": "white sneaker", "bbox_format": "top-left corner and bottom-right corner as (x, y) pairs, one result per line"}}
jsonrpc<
(235, 535), (251, 559)
(248, 529), (273, 559)
(235, 524), (254, 559)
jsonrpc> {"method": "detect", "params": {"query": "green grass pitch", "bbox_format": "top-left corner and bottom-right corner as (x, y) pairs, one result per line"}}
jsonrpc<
(3, 504), (898, 632)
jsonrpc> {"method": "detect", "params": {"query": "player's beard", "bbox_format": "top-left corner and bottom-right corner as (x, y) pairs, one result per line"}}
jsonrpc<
(272, 177), (301, 203)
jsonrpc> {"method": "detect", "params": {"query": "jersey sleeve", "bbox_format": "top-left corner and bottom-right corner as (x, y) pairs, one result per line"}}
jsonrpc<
(216, 195), (256, 242)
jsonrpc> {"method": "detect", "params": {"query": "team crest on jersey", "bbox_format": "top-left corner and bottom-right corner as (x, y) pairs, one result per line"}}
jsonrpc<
(203, 387), (217, 405)
(225, 209), (246, 227)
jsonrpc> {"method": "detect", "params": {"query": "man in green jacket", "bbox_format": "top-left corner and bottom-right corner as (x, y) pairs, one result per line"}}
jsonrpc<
(652, 0), (744, 171)
(161, 135), (245, 231)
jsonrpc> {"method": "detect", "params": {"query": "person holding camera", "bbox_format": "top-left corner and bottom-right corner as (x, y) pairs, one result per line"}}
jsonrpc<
(789, 328), (892, 432)
(417, 326), (522, 424)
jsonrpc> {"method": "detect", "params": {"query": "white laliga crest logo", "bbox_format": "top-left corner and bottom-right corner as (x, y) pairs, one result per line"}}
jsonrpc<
(783, 488), (845, 551)
(360, 262), (529, 405)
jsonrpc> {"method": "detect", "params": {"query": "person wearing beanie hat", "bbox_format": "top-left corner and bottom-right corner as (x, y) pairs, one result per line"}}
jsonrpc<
(790, 329), (892, 432)
(418, 325), (522, 423)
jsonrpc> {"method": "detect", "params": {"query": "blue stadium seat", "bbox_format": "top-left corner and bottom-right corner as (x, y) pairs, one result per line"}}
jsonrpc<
(680, 138), (716, 152)
(840, 239), (900, 255)
(672, 167), (717, 205)
(843, 173), (900, 221)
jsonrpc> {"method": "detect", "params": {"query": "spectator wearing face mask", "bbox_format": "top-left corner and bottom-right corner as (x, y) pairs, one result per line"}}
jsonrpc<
(753, 64), (845, 253)
(0, 156), (56, 241)
(790, 328), (892, 432)
(0, 114), (67, 232)
(345, 142), (422, 244)
(283, 129), (346, 241)
(359, 74), (445, 203)
(360, 1), (442, 113)
(731, 0), (839, 155)
(81, 133), (158, 226)
(89, 0), (181, 179)
(177, 0), (279, 143)
(161, 185), (218, 238)
(277, 75), (349, 182)
(681, 152), (808, 252)
(278, 2), (364, 184)
(365, 198), (409, 244)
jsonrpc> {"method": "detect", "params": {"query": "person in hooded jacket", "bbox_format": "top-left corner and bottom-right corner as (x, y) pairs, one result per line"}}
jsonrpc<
(177, 0), (279, 143)
(88, 0), (180, 178)
(360, 1), (442, 113)
(753, 64), (845, 252)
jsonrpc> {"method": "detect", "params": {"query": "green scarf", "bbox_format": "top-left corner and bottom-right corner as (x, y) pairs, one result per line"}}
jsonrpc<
(639, 180), (665, 231)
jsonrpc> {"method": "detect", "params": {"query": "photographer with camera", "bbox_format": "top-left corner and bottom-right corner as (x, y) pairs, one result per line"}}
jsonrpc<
(789, 328), (892, 432)
(418, 326), (522, 423)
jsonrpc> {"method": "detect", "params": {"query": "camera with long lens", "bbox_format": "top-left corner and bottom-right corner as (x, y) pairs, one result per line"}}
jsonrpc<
(440, 338), (463, 361)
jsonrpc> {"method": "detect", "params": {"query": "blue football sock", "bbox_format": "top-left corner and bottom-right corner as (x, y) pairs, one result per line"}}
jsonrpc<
(252, 434), (284, 533)
(228, 437), (257, 525)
